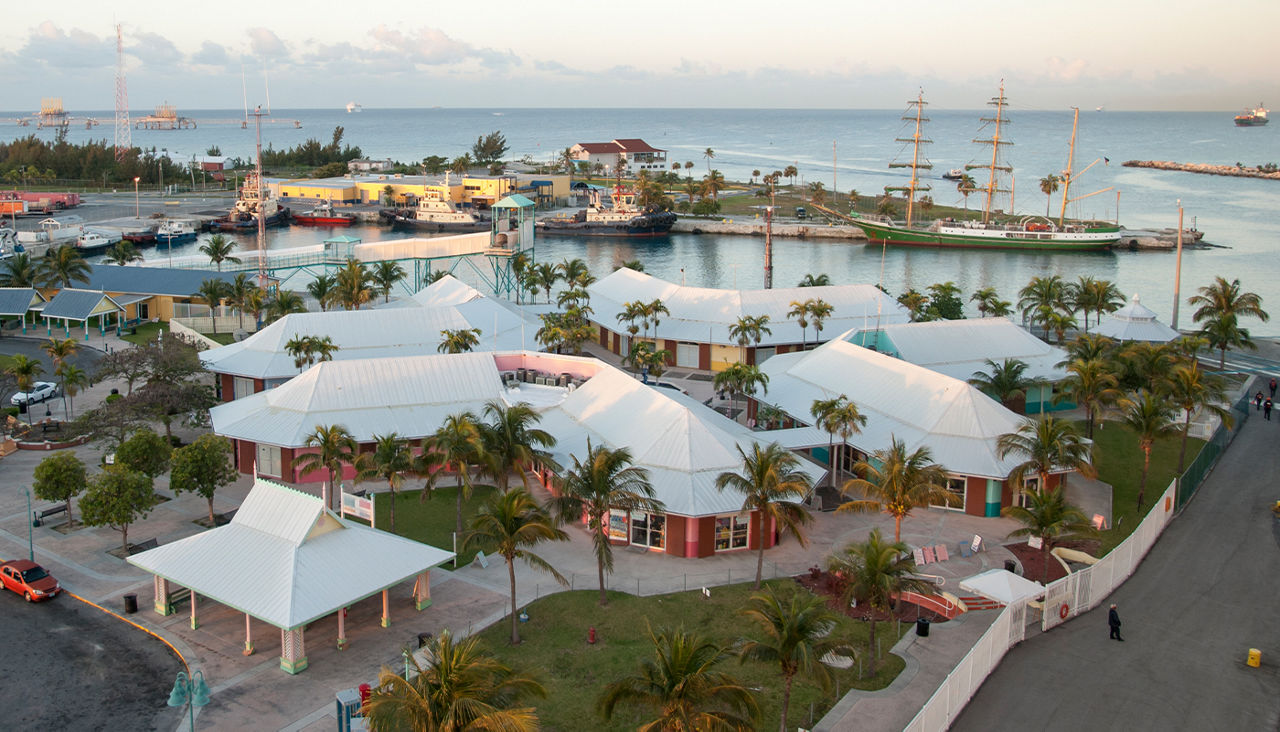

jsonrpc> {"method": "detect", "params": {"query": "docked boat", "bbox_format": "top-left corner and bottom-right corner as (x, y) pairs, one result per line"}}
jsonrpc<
(17, 216), (84, 246)
(293, 201), (356, 227)
(390, 194), (487, 233)
(0, 228), (23, 259)
(942, 168), (965, 180)
(537, 186), (676, 237)
(156, 220), (198, 245)
(1234, 104), (1269, 127)
(854, 85), (1120, 252)
(76, 230), (116, 254)
(213, 172), (288, 231)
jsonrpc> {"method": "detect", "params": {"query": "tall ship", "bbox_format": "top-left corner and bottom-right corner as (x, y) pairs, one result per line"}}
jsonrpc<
(852, 85), (1121, 251)
(1234, 104), (1269, 127)
(213, 172), (289, 231)
(389, 193), (488, 233)
(538, 186), (676, 237)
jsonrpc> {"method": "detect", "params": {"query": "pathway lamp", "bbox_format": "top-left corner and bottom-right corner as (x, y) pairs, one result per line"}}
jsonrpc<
(167, 670), (211, 730)
(133, 176), (141, 218)
(24, 486), (33, 560)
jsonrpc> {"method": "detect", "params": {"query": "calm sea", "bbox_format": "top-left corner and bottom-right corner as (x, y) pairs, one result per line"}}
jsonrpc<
(4, 107), (1277, 333)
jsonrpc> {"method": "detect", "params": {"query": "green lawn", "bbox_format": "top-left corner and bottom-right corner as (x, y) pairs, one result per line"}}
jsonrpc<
(1088, 421), (1204, 554)
(371, 484), (498, 569)
(476, 581), (907, 732)
(120, 321), (165, 345)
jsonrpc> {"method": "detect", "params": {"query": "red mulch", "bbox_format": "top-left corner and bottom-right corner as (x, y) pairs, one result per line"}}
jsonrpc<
(1003, 538), (1102, 585)
(794, 570), (949, 623)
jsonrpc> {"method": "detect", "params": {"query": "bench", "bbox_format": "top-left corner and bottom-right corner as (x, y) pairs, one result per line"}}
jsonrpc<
(129, 538), (159, 554)
(40, 421), (61, 434)
(33, 504), (67, 526)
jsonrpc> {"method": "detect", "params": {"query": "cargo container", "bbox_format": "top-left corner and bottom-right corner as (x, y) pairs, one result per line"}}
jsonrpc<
(0, 200), (27, 216)
(0, 191), (80, 209)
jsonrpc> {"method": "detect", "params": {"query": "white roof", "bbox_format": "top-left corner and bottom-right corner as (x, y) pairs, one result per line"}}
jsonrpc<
(201, 276), (537, 380)
(212, 351), (825, 517)
(757, 339), (1029, 479)
(959, 568), (1046, 605)
(1094, 294), (1180, 342)
(378, 275), (489, 309)
(848, 318), (1068, 382)
(586, 268), (910, 347)
(127, 479), (453, 629)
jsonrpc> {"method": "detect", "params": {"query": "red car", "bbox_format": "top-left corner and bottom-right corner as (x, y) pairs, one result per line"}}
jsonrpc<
(0, 560), (61, 602)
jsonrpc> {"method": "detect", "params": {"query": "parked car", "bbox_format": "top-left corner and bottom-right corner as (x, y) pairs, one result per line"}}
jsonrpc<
(648, 380), (689, 395)
(10, 381), (57, 406)
(0, 559), (60, 602)
(795, 206), (807, 219)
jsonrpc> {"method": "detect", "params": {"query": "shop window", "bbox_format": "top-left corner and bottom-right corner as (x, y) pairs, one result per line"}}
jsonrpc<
(607, 509), (629, 541)
(256, 443), (282, 477)
(233, 376), (255, 400)
(675, 342), (699, 368)
(935, 477), (966, 511)
(630, 512), (665, 549)
(714, 515), (750, 551)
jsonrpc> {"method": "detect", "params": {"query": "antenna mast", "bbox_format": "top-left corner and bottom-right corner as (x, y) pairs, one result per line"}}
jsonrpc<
(885, 90), (932, 227)
(970, 81), (1012, 225)
(253, 106), (267, 288)
(114, 24), (131, 162)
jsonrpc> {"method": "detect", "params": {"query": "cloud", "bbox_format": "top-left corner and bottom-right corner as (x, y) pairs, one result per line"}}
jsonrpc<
(247, 28), (288, 59)
(191, 41), (233, 67)
(1044, 56), (1089, 83)
(126, 32), (185, 67)
(366, 25), (516, 70)
(14, 21), (111, 70)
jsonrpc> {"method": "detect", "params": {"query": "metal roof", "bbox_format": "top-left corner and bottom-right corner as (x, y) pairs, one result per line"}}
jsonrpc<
(0, 288), (43, 316)
(846, 318), (1068, 382)
(41, 289), (122, 321)
(84, 264), (238, 298)
(493, 194), (536, 209)
(1094, 295), (1179, 342)
(128, 478), (453, 630)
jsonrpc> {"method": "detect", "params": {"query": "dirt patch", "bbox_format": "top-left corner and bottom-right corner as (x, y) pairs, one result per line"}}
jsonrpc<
(794, 570), (949, 623)
(1004, 538), (1101, 585)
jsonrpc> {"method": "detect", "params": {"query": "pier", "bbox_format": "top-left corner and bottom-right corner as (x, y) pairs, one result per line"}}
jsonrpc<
(1122, 160), (1280, 181)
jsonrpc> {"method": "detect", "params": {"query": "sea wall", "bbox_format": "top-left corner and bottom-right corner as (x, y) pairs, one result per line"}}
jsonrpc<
(671, 218), (868, 241)
(1122, 160), (1280, 180)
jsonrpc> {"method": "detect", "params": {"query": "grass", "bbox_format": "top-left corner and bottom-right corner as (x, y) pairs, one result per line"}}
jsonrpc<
(370, 484), (498, 569)
(475, 581), (907, 732)
(119, 321), (164, 345)
(1087, 421), (1204, 554)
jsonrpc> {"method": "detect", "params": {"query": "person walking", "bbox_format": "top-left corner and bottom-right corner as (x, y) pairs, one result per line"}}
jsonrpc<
(1109, 603), (1124, 641)
(1255, 391), (1264, 411)
(1265, 399), (1273, 421)
(1270, 378), (1277, 398)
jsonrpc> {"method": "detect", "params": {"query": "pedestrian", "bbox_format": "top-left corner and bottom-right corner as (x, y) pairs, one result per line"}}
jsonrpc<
(1271, 378), (1277, 398)
(1109, 603), (1124, 641)
(1256, 391), (1264, 411)
(1266, 399), (1273, 421)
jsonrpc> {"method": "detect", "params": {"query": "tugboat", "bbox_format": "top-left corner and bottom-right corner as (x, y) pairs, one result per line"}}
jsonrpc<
(293, 201), (356, 227)
(538, 185), (676, 237)
(389, 193), (488, 233)
(76, 230), (117, 254)
(156, 220), (198, 246)
(1234, 104), (1269, 127)
(942, 168), (965, 180)
(212, 172), (289, 231)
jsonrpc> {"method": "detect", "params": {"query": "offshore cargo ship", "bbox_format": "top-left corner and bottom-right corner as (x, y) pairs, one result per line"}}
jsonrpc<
(1234, 104), (1269, 127)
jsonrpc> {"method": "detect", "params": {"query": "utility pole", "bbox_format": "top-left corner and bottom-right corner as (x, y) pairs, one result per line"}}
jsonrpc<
(1172, 199), (1185, 330)
(764, 174), (775, 289)
(114, 24), (131, 163)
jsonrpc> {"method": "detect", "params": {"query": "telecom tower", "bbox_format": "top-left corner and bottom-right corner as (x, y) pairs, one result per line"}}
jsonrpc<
(114, 24), (131, 162)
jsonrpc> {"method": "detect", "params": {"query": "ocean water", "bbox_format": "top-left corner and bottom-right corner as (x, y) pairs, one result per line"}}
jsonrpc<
(4, 107), (1278, 333)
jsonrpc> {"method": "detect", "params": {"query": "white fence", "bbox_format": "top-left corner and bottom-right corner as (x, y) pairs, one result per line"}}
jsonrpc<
(902, 479), (1178, 731)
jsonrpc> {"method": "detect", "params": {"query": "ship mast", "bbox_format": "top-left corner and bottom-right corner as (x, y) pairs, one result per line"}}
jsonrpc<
(885, 90), (932, 227)
(1055, 106), (1113, 227)
(969, 81), (1012, 225)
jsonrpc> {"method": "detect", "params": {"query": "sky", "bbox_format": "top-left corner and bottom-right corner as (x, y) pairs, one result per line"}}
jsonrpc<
(1, 0), (1277, 111)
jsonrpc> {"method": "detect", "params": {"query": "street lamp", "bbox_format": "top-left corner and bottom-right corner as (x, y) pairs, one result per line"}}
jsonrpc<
(133, 176), (141, 219)
(167, 670), (211, 730)
(23, 486), (33, 561)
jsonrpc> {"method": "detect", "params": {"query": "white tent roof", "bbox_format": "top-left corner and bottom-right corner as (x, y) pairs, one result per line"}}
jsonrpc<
(377, 274), (490, 309)
(959, 568), (1046, 605)
(1094, 294), (1180, 342)
(586, 268), (911, 347)
(200, 276), (537, 380)
(757, 338), (1030, 479)
(848, 318), (1068, 382)
(128, 478), (453, 630)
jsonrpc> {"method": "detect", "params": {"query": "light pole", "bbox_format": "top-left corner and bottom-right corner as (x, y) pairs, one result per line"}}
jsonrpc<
(167, 670), (211, 730)
(133, 176), (141, 219)
(23, 486), (33, 561)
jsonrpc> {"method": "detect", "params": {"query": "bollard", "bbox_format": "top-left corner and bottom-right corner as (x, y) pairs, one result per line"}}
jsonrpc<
(1248, 648), (1261, 668)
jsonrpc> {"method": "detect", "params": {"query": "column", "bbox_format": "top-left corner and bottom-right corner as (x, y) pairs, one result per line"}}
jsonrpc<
(243, 614), (254, 656)
(337, 607), (348, 650)
(381, 589), (391, 628)
(985, 479), (1002, 518)
(280, 627), (308, 674)
(189, 591), (199, 630)
(414, 572), (431, 611)
(684, 516), (700, 558)
(153, 576), (174, 615)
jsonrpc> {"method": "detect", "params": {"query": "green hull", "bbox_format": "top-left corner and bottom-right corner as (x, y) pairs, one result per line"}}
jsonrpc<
(852, 216), (1120, 252)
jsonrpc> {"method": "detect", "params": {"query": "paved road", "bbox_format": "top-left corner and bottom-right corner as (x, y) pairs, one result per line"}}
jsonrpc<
(954, 399), (1280, 730)
(0, 588), (184, 730)
(0, 337), (104, 418)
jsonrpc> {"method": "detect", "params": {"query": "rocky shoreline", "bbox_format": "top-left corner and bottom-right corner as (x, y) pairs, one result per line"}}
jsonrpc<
(1122, 160), (1280, 180)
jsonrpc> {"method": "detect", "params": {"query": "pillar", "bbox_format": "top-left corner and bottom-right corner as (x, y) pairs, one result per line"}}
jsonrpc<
(338, 607), (348, 649)
(381, 589), (391, 628)
(189, 591), (199, 630)
(985, 479), (1002, 518)
(415, 572), (431, 611)
(153, 576), (174, 615)
(280, 627), (308, 674)
(684, 516), (699, 558)
(243, 614), (254, 656)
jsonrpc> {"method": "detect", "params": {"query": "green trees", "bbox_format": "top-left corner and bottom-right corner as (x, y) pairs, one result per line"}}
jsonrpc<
(264, 290), (306, 323)
(996, 415), (1097, 497)
(1018, 275), (1068, 340)
(437, 327), (482, 354)
(0, 253), (38, 287)
(170, 434), (238, 524)
(1003, 487), (1097, 583)
(195, 278), (230, 334)
(1189, 276), (1269, 368)
(37, 245), (90, 289)
(478, 400), (556, 495)
(104, 241), (143, 266)
(1164, 363), (1233, 472)
(1056, 358), (1121, 438)
(370, 260), (407, 303)
(335, 258), (374, 311)
(471, 131), (509, 166)
(1067, 276), (1123, 332)
(115, 428), (172, 479)
(356, 433), (414, 532)
(463, 488), (568, 645)
(810, 395), (866, 489)
(925, 281), (964, 320)
(713, 362), (769, 421)
(434, 412), (486, 535)
(552, 442), (661, 606)
(896, 289), (928, 322)
(80, 466), (155, 554)
(787, 299), (811, 347)
(199, 235), (241, 271)
(1038, 173), (1061, 216)
(363, 629), (545, 732)
(970, 286), (1012, 318)
(285, 335), (338, 369)
(702, 170), (726, 200)
(797, 273), (831, 287)
(838, 438), (954, 542)
(33, 452), (86, 527)
(715, 443), (813, 589)
(294, 424), (357, 511)
(306, 273), (338, 311)
(599, 627), (760, 731)
(6, 353), (43, 395)
(728, 314), (772, 366)
(968, 357), (1039, 412)
(58, 364), (87, 418)
(787, 299), (834, 349)
(1118, 390), (1179, 510)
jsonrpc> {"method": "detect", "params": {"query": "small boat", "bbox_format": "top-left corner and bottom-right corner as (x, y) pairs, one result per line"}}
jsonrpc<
(156, 220), (198, 245)
(346, 102), (362, 113)
(213, 172), (289, 231)
(76, 231), (116, 254)
(293, 201), (356, 227)
(1234, 103), (1269, 127)
(942, 168), (965, 180)
(537, 186), (676, 237)
(17, 216), (83, 245)
(390, 194), (488, 233)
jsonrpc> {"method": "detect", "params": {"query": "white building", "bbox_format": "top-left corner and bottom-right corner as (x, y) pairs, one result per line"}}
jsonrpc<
(569, 139), (668, 173)
(1094, 295), (1180, 342)
(347, 158), (394, 173)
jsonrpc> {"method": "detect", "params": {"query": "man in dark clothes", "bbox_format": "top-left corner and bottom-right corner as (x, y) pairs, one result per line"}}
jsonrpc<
(1256, 392), (1264, 410)
(1109, 603), (1124, 641)
(1271, 378), (1277, 398)
(1266, 399), (1273, 421)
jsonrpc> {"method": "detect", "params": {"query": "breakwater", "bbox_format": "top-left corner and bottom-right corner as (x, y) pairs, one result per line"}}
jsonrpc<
(671, 218), (867, 240)
(1122, 160), (1280, 180)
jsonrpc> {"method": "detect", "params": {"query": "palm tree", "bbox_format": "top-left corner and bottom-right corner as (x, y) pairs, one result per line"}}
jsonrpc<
(363, 629), (546, 732)
(807, 299), (834, 345)
(1002, 487), (1097, 583)
(43, 337), (76, 409)
(1119, 390), (1180, 510)
(199, 234), (240, 271)
(37, 245), (90, 289)
(956, 174), (977, 210)
(702, 170), (726, 201)
(265, 290), (306, 322)
(703, 147), (715, 172)
(810, 395), (866, 489)
(738, 587), (856, 732)
(464, 488), (567, 645)
(997, 415), (1097, 500)
(357, 433), (413, 532)
(808, 181), (827, 207)
(307, 273), (338, 312)
(551, 441), (661, 606)
(783, 164), (798, 187)
(556, 257), (592, 288)
(561, 146), (576, 177)
(242, 287), (266, 329)
(335, 258), (374, 311)
(838, 438), (954, 542)
(970, 286), (1002, 318)
(370, 260), (407, 303)
(787, 300), (811, 349)
(1089, 279), (1125, 331)
(1018, 275), (1067, 336)
(897, 290), (929, 322)
(434, 412), (485, 535)
(713, 362), (768, 422)
(1060, 332), (1116, 366)
(286, 335), (316, 369)
(1056, 358), (1121, 438)
(1038, 173), (1061, 217)
(715, 442), (813, 589)
(616, 259), (644, 273)
(226, 273), (254, 330)
(1164, 363), (1233, 472)
(797, 273), (831, 288)
(645, 298), (670, 342)
(438, 327), (482, 354)
(728, 314), (772, 365)
(195, 278), (230, 334)
(0, 252), (38, 287)
(1190, 276), (1270, 368)
(599, 627), (760, 731)
(479, 399), (556, 494)
(1117, 340), (1175, 392)
(968, 358), (1039, 412)
(293, 424), (357, 511)
(825, 529), (933, 676)
(5, 354), (42, 395)
(57, 363), (87, 418)
(751, 169), (761, 185)
(531, 262), (559, 304)
(1044, 309), (1077, 344)
(103, 241), (142, 266)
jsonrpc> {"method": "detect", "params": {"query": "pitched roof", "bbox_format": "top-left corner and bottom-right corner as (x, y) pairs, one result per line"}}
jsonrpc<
(1094, 294), (1180, 342)
(612, 138), (665, 153)
(0, 288), (43, 316)
(848, 318), (1068, 382)
(84, 264), (238, 297)
(128, 478), (453, 630)
(41, 289), (122, 321)
(493, 194), (536, 209)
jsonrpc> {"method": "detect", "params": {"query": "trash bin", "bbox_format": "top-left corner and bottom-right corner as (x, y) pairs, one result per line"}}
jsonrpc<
(123, 593), (138, 614)
(915, 618), (930, 637)
(417, 632), (433, 649)
(1004, 559), (1018, 574)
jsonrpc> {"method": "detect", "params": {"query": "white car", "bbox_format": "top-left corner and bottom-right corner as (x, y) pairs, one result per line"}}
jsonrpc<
(11, 381), (57, 406)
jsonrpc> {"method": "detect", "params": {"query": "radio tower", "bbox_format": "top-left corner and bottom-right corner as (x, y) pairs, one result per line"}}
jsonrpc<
(114, 24), (131, 162)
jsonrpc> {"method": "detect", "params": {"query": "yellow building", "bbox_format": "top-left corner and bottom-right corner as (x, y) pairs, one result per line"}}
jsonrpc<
(275, 178), (358, 203)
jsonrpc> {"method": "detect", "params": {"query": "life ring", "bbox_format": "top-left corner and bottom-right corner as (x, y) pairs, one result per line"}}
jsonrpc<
(1059, 603), (1070, 620)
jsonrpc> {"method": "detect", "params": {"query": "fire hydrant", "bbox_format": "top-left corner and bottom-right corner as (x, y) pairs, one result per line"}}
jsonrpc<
(588, 626), (597, 644)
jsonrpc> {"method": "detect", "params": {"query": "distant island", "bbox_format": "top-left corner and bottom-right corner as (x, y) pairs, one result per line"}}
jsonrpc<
(1123, 160), (1280, 180)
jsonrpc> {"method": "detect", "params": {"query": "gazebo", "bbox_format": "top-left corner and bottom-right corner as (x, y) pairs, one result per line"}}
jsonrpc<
(1094, 294), (1180, 342)
(128, 478), (454, 674)
(39, 289), (124, 340)
(0, 287), (45, 334)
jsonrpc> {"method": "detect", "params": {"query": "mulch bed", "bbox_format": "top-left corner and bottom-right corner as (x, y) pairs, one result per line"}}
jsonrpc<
(1004, 538), (1102, 584)
(794, 570), (949, 623)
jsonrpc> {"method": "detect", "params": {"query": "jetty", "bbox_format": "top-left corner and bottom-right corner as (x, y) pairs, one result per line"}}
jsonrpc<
(1122, 160), (1280, 181)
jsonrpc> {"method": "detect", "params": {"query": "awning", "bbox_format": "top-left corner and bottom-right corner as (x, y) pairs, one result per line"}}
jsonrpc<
(958, 568), (1045, 605)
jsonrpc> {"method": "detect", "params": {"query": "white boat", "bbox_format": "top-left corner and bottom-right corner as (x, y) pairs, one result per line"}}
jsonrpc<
(76, 231), (115, 253)
(346, 102), (362, 113)
(16, 216), (84, 245)
(391, 194), (487, 233)
(156, 220), (198, 244)
(942, 168), (965, 180)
